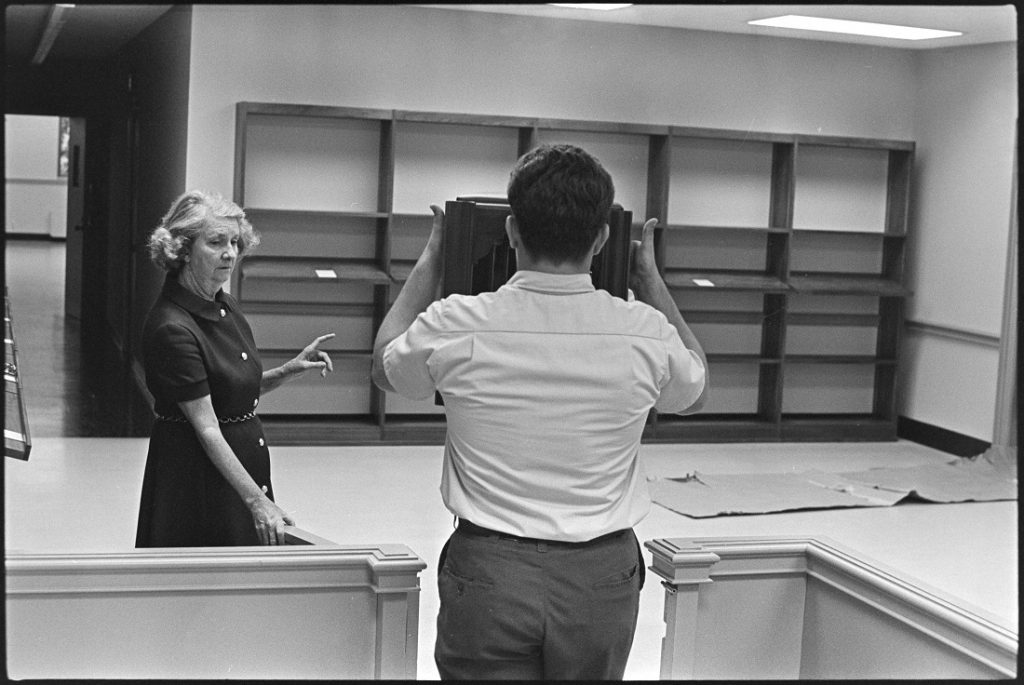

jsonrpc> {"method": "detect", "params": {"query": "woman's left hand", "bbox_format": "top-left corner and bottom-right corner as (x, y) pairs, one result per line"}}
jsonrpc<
(288, 333), (335, 378)
(247, 487), (296, 546)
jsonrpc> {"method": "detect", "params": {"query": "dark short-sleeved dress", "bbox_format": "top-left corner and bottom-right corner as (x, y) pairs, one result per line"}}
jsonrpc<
(135, 276), (273, 547)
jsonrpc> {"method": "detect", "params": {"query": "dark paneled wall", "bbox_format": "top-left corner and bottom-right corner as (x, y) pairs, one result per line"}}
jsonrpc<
(5, 6), (193, 434)
(116, 6), (193, 373)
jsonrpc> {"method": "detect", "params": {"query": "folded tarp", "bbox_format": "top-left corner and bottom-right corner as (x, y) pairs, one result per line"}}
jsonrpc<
(651, 458), (1017, 519)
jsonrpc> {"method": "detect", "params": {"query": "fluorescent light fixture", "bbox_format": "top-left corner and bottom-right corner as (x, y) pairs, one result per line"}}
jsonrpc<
(549, 4), (634, 11)
(748, 15), (963, 41)
(32, 4), (74, 65)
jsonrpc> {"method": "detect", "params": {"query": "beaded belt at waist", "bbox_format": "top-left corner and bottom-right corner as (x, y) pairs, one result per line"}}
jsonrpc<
(155, 410), (257, 424)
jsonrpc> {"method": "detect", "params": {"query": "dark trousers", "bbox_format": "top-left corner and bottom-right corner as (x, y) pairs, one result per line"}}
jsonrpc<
(434, 521), (644, 680)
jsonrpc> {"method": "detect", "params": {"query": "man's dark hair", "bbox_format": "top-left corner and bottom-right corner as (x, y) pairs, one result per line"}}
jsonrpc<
(506, 144), (615, 264)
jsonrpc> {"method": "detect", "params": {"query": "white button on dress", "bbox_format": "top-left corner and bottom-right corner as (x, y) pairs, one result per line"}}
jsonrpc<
(241, 352), (248, 361)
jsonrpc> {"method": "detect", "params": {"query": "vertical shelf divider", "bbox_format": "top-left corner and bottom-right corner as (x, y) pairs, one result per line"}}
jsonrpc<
(874, 146), (914, 425)
(874, 296), (903, 422)
(518, 125), (539, 156)
(373, 114), (397, 431)
(231, 102), (251, 299)
(762, 141), (796, 433)
(647, 133), (671, 437)
(371, 284), (390, 430)
(649, 133), (671, 275)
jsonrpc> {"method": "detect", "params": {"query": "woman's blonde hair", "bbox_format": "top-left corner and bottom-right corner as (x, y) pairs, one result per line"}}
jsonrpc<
(147, 190), (260, 272)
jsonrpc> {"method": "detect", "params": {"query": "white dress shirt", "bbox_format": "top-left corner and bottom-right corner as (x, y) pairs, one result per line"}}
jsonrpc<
(383, 270), (705, 541)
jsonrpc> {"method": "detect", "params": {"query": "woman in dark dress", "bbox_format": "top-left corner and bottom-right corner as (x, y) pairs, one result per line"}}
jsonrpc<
(136, 190), (333, 547)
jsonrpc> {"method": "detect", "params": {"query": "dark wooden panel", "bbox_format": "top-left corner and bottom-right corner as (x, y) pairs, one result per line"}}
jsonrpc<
(240, 258), (391, 284)
(896, 416), (992, 457)
(786, 355), (896, 365)
(259, 416), (382, 445)
(662, 224), (790, 234)
(536, 118), (669, 136)
(781, 415), (897, 441)
(788, 273), (909, 296)
(670, 126), (795, 144)
(794, 133), (915, 151)
(442, 199), (631, 299)
(650, 416), (781, 442)
(245, 207), (388, 220)
(380, 418), (449, 444)
(240, 101), (393, 121)
(394, 110), (537, 128)
(646, 134), (670, 219)
(663, 269), (790, 292)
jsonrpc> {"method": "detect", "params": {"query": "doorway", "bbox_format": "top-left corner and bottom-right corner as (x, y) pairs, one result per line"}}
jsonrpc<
(4, 113), (136, 436)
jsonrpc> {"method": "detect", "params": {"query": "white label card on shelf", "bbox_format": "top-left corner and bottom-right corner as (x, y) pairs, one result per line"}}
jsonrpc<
(315, 269), (338, 279)
(692, 278), (715, 287)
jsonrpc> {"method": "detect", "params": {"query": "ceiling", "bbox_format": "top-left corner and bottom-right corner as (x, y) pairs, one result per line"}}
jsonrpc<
(421, 4), (1017, 50)
(5, 4), (173, 66)
(4, 3), (1017, 68)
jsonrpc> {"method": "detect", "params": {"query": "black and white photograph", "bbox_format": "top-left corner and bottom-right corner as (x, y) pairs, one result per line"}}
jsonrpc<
(3, 3), (1018, 679)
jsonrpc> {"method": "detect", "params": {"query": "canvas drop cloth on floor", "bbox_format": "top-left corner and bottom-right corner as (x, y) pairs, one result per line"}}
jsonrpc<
(651, 457), (1018, 518)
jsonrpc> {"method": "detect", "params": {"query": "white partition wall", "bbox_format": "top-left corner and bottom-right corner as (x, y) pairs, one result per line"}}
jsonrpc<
(6, 528), (426, 680)
(645, 535), (1017, 679)
(4, 114), (69, 238)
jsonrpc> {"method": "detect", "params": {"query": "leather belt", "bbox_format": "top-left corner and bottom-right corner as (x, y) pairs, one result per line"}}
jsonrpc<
(457, 519), (628, 548)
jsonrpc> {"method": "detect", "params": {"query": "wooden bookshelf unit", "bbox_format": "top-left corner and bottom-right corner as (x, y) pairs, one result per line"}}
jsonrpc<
(232, 102), (913, 445)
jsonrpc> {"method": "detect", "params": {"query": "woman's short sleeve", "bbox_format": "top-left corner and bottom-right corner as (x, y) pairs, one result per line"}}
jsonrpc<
(146, 322), (210, 403)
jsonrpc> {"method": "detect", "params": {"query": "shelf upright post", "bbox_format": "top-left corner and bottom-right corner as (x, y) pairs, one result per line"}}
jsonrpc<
(232, 102), (252, 301)
(646, 132), (672, 437)
(518, 125), (539, 157)
(372, 111), (397, 431)
(377, 113), (396, 270)
(648, 133), (671, 274)
(761, 140), (796, 433)
(874, 146), (914, 426)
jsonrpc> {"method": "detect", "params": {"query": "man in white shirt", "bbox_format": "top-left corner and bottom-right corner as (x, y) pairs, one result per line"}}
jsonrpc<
(372, 144), (708, 680)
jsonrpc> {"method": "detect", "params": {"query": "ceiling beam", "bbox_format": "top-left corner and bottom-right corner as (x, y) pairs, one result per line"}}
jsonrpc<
(31, 4), (75, 66)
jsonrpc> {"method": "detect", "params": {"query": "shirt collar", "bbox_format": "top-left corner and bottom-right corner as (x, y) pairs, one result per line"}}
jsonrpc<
(504, 270), (596, 295)
(162, 275), (232, 322)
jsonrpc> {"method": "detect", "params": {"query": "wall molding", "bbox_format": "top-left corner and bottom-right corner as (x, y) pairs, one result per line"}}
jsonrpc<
(897, 416), (991, 457)
(645, 535), (1017, 679)
(4, 232), (65, 242)
(4, 177), (68, 186)
(904, 318), (1000, 348)
(6, 532), (426, 679)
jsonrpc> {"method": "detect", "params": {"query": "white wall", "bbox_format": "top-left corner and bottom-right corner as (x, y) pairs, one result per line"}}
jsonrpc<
(4, 114), (68, 238)
(908, 42), (1016, 335)
(185, 5), (916, 194)
(900, 42), (1017, 440)
(182, 5), (1015, 440)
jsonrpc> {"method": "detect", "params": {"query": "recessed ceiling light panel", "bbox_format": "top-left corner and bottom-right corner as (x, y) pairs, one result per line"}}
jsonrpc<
(749, 15), (963, 41)
(549, 4), (634, 11)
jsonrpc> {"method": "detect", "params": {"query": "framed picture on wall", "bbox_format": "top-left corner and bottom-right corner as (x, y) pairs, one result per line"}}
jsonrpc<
(58, 117), (70, 178)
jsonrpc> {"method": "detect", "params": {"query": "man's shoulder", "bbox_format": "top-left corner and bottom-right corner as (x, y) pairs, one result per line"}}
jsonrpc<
(435, 290), (503, 315)
(597, 291), (671, 327)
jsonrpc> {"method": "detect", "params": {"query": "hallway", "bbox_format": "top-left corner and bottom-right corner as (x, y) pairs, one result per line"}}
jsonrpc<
(5, 238), (140, 438)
